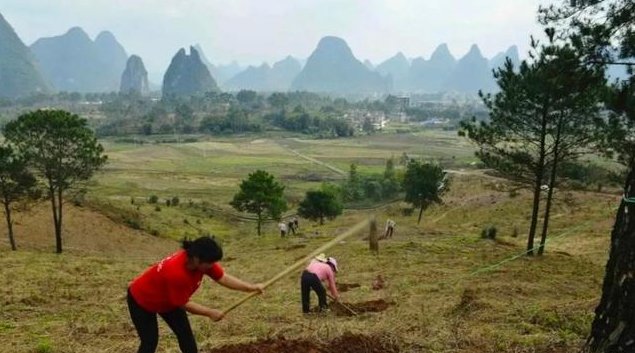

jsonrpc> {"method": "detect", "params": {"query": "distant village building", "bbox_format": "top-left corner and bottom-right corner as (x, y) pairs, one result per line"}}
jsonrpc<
(342, 109), (387, 131)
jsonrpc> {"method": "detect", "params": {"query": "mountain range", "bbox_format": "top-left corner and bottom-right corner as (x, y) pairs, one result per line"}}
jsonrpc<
(0, 13), (531, 98)
(30, 27), (128, 92)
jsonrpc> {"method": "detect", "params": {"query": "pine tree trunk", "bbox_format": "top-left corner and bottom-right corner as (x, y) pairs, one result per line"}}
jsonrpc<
(538, 121), (563, 256)
(4, 200), (16, 251)
(527, 179), (543, 256)
(54, 188), (63, 254)
(527, 108), (549, 256)
(537, 174), (556, 256)
(417, 205), (424, 224)
(585, 165), (635, 352)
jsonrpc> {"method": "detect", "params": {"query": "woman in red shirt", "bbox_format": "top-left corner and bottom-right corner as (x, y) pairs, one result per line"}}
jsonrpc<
(127, 236), (263, 353)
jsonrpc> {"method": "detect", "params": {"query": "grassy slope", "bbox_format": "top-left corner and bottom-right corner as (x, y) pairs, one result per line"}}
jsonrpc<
(0, 131), (618, 353)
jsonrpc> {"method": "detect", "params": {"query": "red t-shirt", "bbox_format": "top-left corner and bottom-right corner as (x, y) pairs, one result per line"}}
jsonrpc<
(129, 250), (224, 313)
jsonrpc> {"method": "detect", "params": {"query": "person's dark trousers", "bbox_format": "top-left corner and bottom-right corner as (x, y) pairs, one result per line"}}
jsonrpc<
(288, 222), (296, 235)
(127, 289), (198, 353)
(300, 270), (327, 313)
(386, 227), (393, 238)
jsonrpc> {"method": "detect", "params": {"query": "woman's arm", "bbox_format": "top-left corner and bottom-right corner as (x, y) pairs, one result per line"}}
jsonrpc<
(183, 301), (224, 321)
(217, 273), (264, 293)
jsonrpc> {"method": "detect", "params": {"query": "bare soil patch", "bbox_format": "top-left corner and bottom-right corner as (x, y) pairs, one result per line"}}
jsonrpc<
(333, 299), (395, 317)
(205, 333), (399, 353)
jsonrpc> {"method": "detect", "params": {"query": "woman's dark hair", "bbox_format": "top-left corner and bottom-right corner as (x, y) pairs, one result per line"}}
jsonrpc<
(182, 236), (223, 263)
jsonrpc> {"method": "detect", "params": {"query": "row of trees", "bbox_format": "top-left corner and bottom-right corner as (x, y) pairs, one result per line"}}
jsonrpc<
(1, 110), (107, 253)
(229, 159), (448, 235)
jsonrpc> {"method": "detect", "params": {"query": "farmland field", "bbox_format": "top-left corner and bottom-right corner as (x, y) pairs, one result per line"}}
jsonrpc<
(0, 129), (618, 353)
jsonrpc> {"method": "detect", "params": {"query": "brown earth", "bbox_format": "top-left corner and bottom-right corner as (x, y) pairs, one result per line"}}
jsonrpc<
(333, 299), (395, 317)
(338, 282), (361, 292)
(205, 333), (400, 353)
(0, 202), (176, 258)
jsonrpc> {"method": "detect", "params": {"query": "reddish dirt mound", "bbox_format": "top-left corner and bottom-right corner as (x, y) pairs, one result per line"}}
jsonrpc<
(205, 333), (399, 353)
(338, 282), (361, 292)
(333, 299), (394, 317)
(206, 337), (321, 353)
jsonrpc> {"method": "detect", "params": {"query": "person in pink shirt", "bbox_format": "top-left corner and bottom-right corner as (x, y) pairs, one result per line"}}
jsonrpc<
(301, 253), (339, 313)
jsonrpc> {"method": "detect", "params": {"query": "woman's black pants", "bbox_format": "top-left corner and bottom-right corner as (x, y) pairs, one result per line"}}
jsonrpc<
(301, 270), (327, 313)
(127, 289), (198, 353)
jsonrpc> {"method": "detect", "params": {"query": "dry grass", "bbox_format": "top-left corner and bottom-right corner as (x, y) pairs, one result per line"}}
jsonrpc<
(0, 172), (614, 353)
(0, 133), (618, 352)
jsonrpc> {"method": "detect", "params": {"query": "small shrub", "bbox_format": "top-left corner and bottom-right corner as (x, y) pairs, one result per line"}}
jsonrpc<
(195, 219), (201, 224)
(508, 189), (519, 198)
(166, 199), (171, 207)
(35, 340), (53, 353)
(72, 189), (86, 206)
(402, 207), (414, 216)
(148, 195), (159, 204)
(511, 225), (519, 238)
(154, 206), (161, 212)
(183, 218), (190, 225)
(150, 229), (160, 237)
(481, 225), (497, 240)
(130, 197), (135, 205)
(124, 217), (142, 230)
(171, 196), (180, 206)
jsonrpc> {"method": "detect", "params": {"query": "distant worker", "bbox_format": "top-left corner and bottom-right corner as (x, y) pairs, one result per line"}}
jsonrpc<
(293, 216), (299, 230)
(384, 219), (396, 238)
(278, 221), (288, 237)
(301, 253), (340, 313)
(127, 236), (263, 353)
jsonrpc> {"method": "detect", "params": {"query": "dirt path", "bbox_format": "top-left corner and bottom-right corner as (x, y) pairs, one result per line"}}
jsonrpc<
(276, 141), (347, 177)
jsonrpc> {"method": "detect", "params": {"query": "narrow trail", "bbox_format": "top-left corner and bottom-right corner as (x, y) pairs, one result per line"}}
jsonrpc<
(275, 141), (347, 177)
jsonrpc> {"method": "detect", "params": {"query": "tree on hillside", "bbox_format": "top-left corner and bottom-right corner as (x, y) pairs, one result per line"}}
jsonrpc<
(460, 33), (604, 255)
(382, 157), (400, 198)
(344, 163), (363, 201)
(4, 110), (107, 253)
(541, 1), (635, 351)
(0, 145), (37, 251)
(230, 170), (287, 236)
(236, 90), (258, 108)
(267, 92), (289, 111)
(297, 189), (343, 225)
(535, 38), (605, 255)
(402, 160), (448, 224)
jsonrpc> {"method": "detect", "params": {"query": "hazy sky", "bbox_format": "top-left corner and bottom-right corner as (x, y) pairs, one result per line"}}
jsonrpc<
(3, 0), (550, 81)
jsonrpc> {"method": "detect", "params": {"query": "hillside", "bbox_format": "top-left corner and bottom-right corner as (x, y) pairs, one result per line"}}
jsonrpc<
(0, 12), (51, 98)
(0, 164), (616, 352)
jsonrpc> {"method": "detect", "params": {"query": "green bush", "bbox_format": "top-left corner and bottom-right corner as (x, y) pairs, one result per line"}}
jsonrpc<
(148, 195), (158, 204)
(35, 340), (53, 353)
(481, 225), (497, 240)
